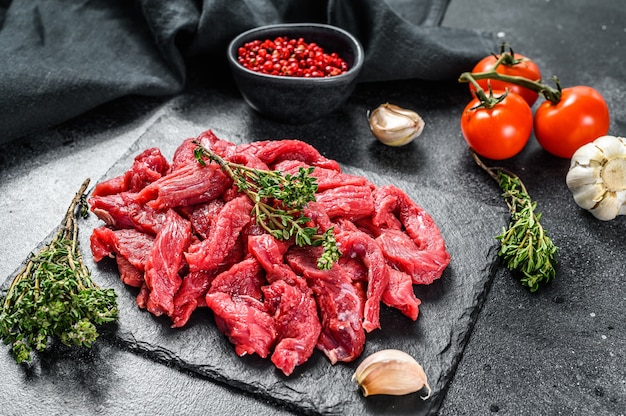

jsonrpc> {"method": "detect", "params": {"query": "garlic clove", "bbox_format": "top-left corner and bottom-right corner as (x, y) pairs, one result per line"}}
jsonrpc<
(571, 183), (606, 209)
(569, 142), (605, 167)
(566, 164), (601, 188)
(368, 103), (425, 147)
(352, 349), (431, 399)
(590, 193), (622, 221)
(594, 135), (626, 159)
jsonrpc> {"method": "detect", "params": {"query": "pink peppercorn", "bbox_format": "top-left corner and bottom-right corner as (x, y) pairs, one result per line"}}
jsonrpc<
(237, 36), (349, 77)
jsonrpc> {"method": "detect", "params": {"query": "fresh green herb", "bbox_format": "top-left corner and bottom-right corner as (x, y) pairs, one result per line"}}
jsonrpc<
(0, 179), (118, 364)
(193, 142), (341, 269)
(471, 150), (558, 292)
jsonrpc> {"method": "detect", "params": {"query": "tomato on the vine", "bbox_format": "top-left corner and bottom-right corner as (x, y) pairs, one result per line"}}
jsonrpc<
(469, 53), (542, 106)
(534, 86), (610, 158)
(460, 91), (533, 160)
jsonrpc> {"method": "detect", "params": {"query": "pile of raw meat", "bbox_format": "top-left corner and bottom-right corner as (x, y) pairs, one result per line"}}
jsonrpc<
(89, 129), (450, 376)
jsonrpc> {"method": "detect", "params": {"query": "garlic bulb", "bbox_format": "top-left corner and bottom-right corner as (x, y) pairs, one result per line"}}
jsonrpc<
(352, 349), (431, 399)
(368, 103), (425, 146)
(566, 135), (626, 221)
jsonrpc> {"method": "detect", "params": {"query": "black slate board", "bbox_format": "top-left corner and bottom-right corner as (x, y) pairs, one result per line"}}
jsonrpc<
(64, 114), (508, 416)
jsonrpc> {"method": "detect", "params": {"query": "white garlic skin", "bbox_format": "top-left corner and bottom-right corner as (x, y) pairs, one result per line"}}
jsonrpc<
(368, 103), (425, 146)
(352, 349), (431, 399)
(566, 135), (626, 221)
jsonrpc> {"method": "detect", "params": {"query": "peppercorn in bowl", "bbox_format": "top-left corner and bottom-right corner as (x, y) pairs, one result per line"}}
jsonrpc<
(227, 23), (364, 124)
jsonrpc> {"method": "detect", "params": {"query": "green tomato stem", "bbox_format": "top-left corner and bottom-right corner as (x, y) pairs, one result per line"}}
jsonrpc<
(459, 70), (562, 104)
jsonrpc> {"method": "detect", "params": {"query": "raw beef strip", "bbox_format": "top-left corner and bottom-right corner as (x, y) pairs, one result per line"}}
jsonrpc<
(90, 226), (154, 270)
(247, 234), (292, 284)
(91, 147), (169, 196)
(195, 129), (238, 159)
(372, 185), (450, 284)
(382, 268), (421, 321)
(205, 259), (275, 359)
(314, 185), (375, 220)
(177, 199), (225, 240)
(136, 282), (150, 309)
(336, 223), (390, 332)
(124, 147), (170, 192)
(286, 247), (366, 364)
(171, 239), (248, 329)
(263, 278), (321, 376)
(236, 140), (341, 171)
(377, 228), (447, 285)
(185, 195), (252, 273)
(143, 209), (192, 317)
(90, 175), (126, 198)
(170, 270), (214, 328)
(115, 255), (144, 288)
(246, 234), (322, 374)
(209, 257), (265, 299)
(170, 137), (201, 170)
(135, 162), (231, 210)
(273, 160), (373, 192)
(205, 292), (277, 358)
(89, 192), (166, 235)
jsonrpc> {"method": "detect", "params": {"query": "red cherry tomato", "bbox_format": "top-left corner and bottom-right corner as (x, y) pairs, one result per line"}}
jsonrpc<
(460, 91), (533, 160)
(470, 53), (542, 106)
(534, 86), (610, 158)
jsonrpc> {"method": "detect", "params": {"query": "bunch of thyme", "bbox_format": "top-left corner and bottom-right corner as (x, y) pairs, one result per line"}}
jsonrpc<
(0, 179), (118, 364)
(471, 150), (558, 291)
(193, 142), (341, 269)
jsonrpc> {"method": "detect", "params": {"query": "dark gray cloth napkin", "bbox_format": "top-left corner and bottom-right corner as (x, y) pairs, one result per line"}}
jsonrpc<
(0, 0), (495, 143)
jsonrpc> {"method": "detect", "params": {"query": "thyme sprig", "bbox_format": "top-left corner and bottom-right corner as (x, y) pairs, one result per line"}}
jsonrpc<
(471, 150), (558, 292)
(193, 142), (341, 269)
(0, 179), (118, 364)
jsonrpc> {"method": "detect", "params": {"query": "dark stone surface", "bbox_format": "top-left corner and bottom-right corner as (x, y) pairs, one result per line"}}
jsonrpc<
(1, 1), (625, 415)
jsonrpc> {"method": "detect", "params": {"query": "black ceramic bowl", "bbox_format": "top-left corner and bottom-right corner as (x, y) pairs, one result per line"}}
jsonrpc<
(227, 23), (364, 124)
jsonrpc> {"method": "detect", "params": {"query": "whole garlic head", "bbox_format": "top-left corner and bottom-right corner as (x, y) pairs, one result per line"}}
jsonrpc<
(368, 103), (425, 146)
(566, 135), (626, 221)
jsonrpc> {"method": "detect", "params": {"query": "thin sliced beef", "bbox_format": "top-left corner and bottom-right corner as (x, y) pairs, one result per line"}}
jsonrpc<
(247, 234), (321, 374)
(91, 147), (170, 197)
(170, 270), (215, 328)
(206, 292), (276, 358)
(206, 262), (276, 360)
(177, 199), (225, 240)
(286, 246), (366, 364)
(88, 130), (452, 375)
(144, 209), (192, 317)
(209, 257), (265, 299)
(377, 228), (447, 285)
(336, 222), (390, 333)
(382, 268), (421, 321)
(263, 278), (321, 376)
(315, 185), (375, 220)
(135, 162), (231, 210)
(89, 192), (166, 235)
(247, 234), (292, 283)
(372, 185), (450, 284)
(171, 252), (257, 328)
(236, 140), (341, 171)
(115, 255), (144, 288)
(185, 195), (252, 273)
(90, 226), (154, 270)
(274, 160), (373, 193)
(195, 129), (238, 159)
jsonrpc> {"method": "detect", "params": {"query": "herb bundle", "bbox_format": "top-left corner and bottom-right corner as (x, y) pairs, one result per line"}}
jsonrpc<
(0, 179), (118, 364)
(193, 142), (341, 269)
(471, 150), (558, 291)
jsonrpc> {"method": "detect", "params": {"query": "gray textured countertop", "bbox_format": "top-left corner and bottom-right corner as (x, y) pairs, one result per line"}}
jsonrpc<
(1, 1), (625, 415)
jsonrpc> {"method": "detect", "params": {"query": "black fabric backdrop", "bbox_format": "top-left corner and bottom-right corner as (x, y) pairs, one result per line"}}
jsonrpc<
(0, 0), (495, 143)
